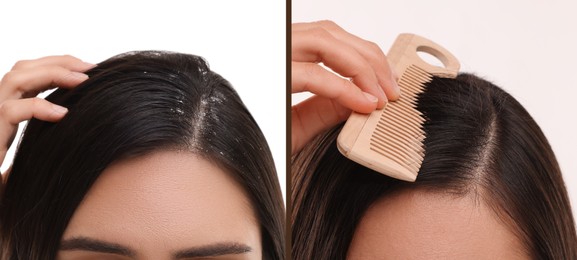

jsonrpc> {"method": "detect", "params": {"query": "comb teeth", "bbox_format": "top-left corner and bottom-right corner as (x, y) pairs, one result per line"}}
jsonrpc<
(369, 65), (431, 176)
(337, 33), (460, 182)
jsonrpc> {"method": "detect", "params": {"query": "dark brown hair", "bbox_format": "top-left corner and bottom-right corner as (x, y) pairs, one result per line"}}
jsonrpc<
(0, 51), (284, 260)
(292, 73), (577, 259)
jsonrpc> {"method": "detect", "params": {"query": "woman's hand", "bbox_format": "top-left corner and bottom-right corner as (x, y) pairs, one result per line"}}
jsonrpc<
(292, 20), (400, 154)
(0, 55), (94, 179)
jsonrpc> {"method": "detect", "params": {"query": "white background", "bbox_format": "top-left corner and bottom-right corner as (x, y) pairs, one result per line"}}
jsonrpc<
(293, 0), (577, 217)
(0, 1), (286, 200)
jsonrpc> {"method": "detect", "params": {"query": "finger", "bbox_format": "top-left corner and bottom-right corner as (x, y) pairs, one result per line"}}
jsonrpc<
(0, 98), (68, 160)
(11, 55), (96, 72)
(292, 95), (351, 154)
(292, 22), (313, 31)
(0, 97), (68, 125)
(296, 21), (400, 101)
(292, 61), (379, 113)
(292, 28), (387, 106)
(320, 21), (400, 100)
(0, 66), (89, 100)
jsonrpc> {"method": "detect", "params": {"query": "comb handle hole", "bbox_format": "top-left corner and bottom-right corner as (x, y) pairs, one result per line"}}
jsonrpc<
(417, 50), (445, 69)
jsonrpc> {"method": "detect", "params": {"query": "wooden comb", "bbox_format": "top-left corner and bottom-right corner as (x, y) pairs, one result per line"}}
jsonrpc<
(337, 33), (460, 182)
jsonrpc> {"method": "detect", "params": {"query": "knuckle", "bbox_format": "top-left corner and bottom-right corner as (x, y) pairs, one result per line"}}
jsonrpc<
(59, 54), (76, 62)
(308, 26), (332, 41)
(366, 41), (382, 53)
(30, 97), (43, 107)
(329, 79), (352, 101)
(339, 78), (355, 91)
(365, 41), (386, 62)
(0, 100), (16, 117)
(360, 62), (375, 76)
(346, 62), (369, 79)
(1, 71), (18, 86)
(353, 59), (376, 79)
(331, 78), (354, 100)
(303, 63), (322, 79)
(11, 60), (31, 70)
(315, 20), (338, 30)
(366, 42), (387, 67)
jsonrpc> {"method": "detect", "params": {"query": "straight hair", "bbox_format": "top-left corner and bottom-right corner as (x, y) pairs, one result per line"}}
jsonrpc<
(1, 51), (285, 260)
(292, 73), (577, 259)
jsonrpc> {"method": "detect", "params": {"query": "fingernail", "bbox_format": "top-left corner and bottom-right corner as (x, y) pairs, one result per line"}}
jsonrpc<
(83, 61), (97, 68)
(363, 92), (378, 103)
(392, 70), (400, 81)
(52, 104), (68, 115)
(377, 84), (387, 100)
(393, 81), (401, 97)
(71, 72), (89, 81)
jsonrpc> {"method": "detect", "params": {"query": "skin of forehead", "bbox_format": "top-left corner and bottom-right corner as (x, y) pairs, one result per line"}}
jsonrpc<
(347, 188), (529, 260)
(60, 150), (262, 259)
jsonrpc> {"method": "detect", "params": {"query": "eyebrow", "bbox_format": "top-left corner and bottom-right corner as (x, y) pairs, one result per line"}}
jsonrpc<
(60, 237), (252, 259)
(174, 242), (252, 258)
(60, 237), (135, 257)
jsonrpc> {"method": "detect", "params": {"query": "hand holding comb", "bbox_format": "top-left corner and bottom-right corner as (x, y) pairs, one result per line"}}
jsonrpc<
(337, 33), (460, 181)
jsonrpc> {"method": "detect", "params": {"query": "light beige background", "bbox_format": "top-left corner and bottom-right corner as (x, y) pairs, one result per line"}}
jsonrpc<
(293, 0), (577, 217)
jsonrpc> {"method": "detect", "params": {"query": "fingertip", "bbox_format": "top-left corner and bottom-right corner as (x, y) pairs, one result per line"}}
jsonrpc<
(390, 70), (401, 98)
(71, 72), (89, 81)
(371, 84), (387, 108)
(48, 104), (69, 120)
(51, 104), (68, 114)
(362, 91), (378, 103)
(391, 80), (401, 100)
(384, 61), (400, 99)
(82, 61), (97, 70)
(376, 97), (387, 110)
(392, 70), (400, 82)
(355, 92), (380, 113)
(379, 79), (401, 102)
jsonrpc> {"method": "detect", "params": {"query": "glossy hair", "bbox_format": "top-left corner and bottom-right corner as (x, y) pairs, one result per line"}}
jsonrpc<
(292, 73), (577, 259)
(0, 51), (284, 260)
